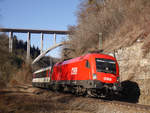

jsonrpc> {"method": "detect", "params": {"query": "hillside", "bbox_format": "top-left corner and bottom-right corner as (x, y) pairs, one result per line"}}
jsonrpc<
(61, 0), (150, 105)
(62, 0), (150, 58)
(0, 34), (31, 87)
(0, 34), (57, 87)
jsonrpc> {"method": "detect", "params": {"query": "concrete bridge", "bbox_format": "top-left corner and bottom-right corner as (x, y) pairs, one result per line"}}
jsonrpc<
(0, 28), (69, 64)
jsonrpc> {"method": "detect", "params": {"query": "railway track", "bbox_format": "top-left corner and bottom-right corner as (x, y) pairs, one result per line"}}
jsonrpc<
(1, 84), (150, 112)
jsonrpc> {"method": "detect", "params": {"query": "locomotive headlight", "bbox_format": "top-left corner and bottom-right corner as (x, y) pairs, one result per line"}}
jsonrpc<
(113, 85), (117, 91)
(93, 74), (97, 80)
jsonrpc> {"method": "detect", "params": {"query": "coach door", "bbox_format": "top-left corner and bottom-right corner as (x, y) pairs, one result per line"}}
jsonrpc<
(85, 60), (92, 79)
(50, 66), (53, 81)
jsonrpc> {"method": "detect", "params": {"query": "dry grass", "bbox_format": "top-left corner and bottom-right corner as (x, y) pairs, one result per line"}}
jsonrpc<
(9, 63), (32, 86)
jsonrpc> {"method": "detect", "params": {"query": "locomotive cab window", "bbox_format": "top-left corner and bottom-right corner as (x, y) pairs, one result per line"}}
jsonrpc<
(95, 58), (116, 74)
(86, 60), (90, 68)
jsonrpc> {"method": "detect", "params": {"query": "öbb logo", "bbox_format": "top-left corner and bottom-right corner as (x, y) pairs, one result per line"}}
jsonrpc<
(71, 67), (78, 75)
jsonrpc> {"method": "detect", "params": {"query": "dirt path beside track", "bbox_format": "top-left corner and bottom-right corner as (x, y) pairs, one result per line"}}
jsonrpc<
(0, 85), (150, 113)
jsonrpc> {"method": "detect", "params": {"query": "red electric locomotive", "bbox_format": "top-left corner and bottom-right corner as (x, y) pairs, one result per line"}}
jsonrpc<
(32, 53), (121, 97)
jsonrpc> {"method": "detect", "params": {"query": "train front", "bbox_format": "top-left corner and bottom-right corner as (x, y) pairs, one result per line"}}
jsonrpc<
(92, 55), (122, 96)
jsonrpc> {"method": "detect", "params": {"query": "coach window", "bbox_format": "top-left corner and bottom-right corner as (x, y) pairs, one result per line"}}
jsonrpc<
(86, 60), (90, 68)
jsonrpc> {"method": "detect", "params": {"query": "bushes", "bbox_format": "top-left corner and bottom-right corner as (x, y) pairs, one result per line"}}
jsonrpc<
(10, 63), (32, 85)
(0, 46), (25, 87)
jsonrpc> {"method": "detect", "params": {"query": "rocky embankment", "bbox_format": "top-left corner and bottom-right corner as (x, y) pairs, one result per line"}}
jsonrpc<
(113, 41), (150, 105)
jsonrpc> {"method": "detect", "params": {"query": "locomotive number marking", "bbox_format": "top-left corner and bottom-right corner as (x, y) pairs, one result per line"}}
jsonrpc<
(71, 67), (78, 75)
(104, 77), (112, 81)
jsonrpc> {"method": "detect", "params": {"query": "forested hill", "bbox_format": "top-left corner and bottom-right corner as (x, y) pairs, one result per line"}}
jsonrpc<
(0, 34), (57, 87)
(0, 33), (40, 59)
(13, 35), (40, 59)
(0, 34), (39, 86)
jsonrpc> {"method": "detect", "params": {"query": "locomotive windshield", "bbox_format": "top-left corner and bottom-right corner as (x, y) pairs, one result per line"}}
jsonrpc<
(95, 58), (116, 74)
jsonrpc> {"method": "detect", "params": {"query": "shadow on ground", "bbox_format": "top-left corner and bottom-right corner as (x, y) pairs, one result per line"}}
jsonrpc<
(115, 80), (140, 103)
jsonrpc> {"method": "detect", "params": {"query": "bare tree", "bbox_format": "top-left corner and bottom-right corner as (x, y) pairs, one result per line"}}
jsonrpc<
(61, 0), (150, 59)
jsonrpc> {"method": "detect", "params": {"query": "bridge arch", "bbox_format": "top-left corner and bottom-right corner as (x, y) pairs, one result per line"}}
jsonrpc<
(32, 42), (64, 64)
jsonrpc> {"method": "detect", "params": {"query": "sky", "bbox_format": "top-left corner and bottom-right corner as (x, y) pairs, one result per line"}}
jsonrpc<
(0, 0), (80, 58)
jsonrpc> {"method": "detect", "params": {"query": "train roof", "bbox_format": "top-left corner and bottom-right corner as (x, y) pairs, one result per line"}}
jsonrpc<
(57, 53), (116, 65)
(33, 66), (51, 74)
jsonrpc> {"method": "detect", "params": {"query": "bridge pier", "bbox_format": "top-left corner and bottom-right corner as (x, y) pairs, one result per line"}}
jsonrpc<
(54, 33), (56, 45)
(9, 32), (13, 53)
(40, 33), (44, 54)
(27, 32), (31, 62)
